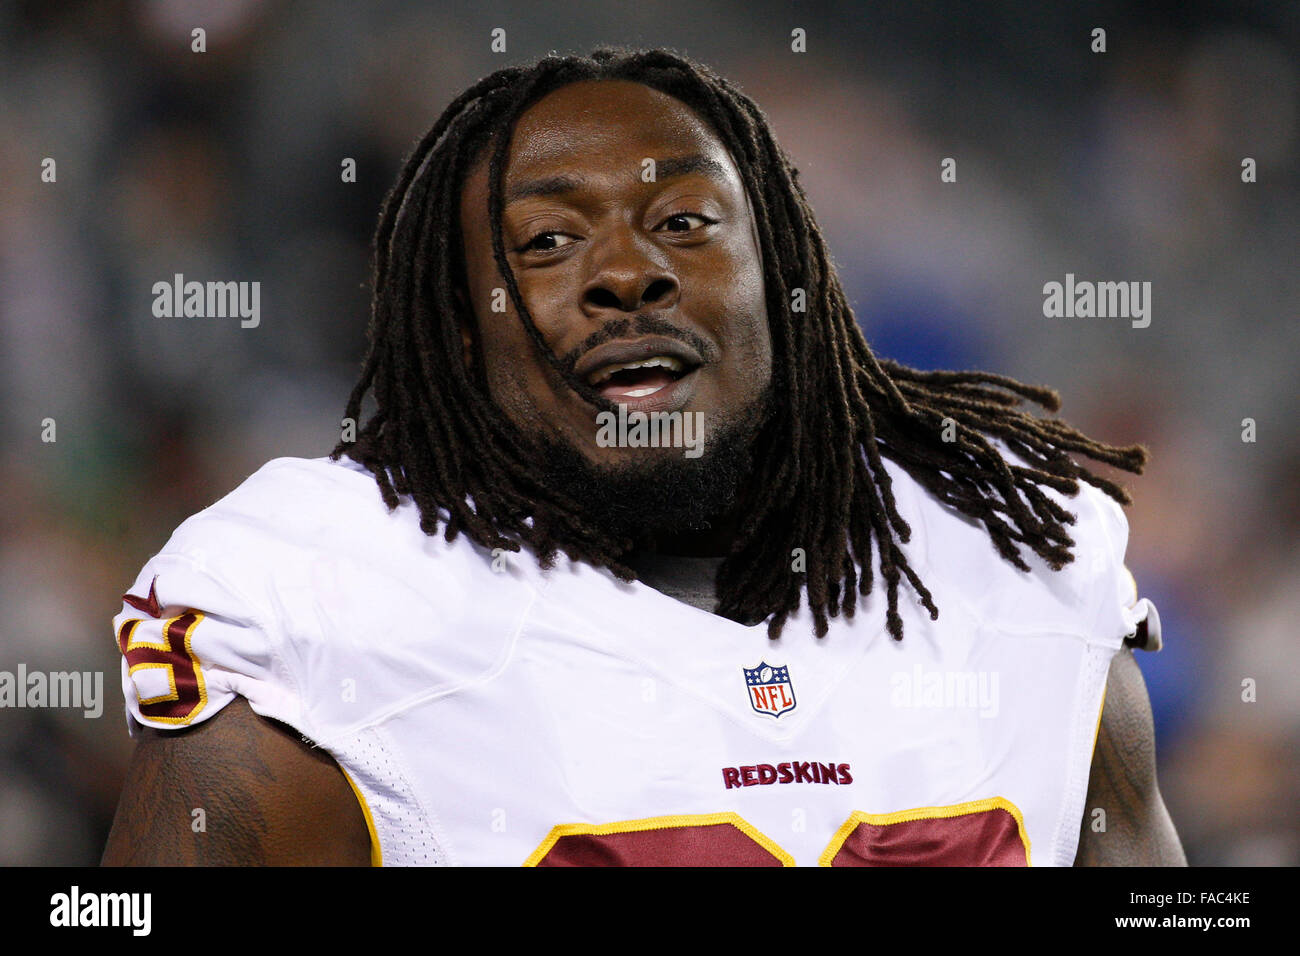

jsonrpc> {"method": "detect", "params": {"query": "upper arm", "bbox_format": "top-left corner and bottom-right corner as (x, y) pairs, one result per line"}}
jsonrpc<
(101, 695), (372, 866)
(1074, 646), (1187, 866)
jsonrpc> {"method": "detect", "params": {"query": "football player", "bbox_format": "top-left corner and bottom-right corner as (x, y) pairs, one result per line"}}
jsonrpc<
(103, 49), (1185, 866)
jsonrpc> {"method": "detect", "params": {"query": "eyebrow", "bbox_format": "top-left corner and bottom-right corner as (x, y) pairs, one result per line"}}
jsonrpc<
(504, 153), (731, 206)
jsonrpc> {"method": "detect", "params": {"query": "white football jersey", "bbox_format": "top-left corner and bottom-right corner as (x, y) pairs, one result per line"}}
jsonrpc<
(114, 451), (1156, 866)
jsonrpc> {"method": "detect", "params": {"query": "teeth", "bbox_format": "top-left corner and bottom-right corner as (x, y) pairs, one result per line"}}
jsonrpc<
(622, 385), (666, 398)
(587, 355), (685, 386)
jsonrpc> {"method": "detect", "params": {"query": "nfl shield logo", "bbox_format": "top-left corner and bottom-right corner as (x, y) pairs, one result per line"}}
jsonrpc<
(743, 661), (797, 717)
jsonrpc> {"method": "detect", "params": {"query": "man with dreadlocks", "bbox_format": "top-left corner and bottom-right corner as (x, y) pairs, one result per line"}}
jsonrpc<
(104, 49), (1184, 866)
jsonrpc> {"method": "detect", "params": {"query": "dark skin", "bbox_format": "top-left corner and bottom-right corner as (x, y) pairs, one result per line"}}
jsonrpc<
(458, 80), (772, 555)
(1074, 646), (1187, 865)
(102, 79), (1184, 866)
(102, 697), (371, 865)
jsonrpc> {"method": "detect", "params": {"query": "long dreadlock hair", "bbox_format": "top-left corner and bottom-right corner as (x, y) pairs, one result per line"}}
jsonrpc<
(332, 47), (1148, 642)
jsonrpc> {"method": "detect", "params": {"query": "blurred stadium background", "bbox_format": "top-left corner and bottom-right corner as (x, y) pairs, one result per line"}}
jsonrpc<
(1, 0), (1296, 865)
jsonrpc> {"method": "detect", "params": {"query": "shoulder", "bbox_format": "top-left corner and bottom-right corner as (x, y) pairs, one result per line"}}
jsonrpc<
(155, 454), (535, 611)
(168, 455), (393, 552)
(135, 456), (418, 635)
(117, 455), (538, 739)
(880, 440), (1143, 646)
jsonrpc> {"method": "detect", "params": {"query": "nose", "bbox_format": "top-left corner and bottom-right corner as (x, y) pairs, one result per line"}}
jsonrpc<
(580, 228), (679, 317)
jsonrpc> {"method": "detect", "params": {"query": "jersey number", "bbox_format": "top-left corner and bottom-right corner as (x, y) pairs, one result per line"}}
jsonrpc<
(117, 594), (208, 725)
(524, 797), (1030, 866)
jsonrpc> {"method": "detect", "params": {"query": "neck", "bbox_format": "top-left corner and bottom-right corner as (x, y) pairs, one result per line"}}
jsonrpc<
(629, 480), (754, 557)
(631, 513), (740, 557)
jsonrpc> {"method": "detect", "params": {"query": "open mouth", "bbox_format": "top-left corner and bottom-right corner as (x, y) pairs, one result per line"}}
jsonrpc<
(585, 355), (695, 401)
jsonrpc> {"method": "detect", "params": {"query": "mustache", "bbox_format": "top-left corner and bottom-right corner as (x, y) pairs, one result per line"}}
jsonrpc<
(559, 314), (718, 376)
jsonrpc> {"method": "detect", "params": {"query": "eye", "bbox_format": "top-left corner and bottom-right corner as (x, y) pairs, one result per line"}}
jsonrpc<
(518, 231), (579, 253)
(657, 211), (715, 232)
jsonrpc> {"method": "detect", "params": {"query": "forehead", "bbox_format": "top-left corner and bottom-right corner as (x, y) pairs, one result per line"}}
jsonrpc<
(504, 79), (737, 181)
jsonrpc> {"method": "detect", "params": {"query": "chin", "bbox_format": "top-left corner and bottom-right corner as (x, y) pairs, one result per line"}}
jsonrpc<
(535, 394), (771, 545)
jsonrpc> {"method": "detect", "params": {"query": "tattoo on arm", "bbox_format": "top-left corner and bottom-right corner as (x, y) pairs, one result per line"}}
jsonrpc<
(102, 697), (370, 866)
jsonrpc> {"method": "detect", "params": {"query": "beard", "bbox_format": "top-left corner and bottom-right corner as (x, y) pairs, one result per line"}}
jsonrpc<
(530, 384), (774, 548)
